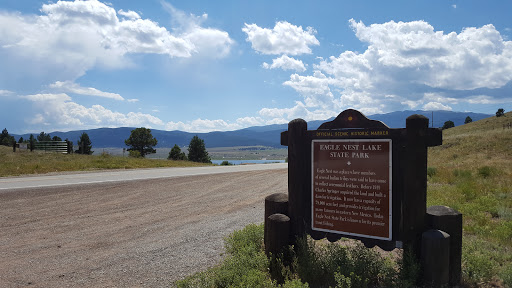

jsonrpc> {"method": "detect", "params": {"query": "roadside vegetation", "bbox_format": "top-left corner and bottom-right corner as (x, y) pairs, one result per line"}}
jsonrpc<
(177, 112), (512, 288)
(0, 146), (210, 177)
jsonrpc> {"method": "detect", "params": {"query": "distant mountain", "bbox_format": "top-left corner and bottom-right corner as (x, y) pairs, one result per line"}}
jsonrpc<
(11, 110), (492, 148)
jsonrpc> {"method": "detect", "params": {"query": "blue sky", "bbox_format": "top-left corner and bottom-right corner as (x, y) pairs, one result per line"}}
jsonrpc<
(1, 0), (511, 134)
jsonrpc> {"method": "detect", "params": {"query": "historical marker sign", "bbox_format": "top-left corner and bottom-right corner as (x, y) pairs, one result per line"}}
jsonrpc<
(311, 139), (392, 240)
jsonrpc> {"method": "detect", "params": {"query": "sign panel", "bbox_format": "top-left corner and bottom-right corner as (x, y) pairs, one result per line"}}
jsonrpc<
(311, 139), (392, 240)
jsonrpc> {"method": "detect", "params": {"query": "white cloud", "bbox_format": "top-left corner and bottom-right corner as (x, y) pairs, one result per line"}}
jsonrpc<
(118, 9), (141, 20)
(0, 90), (13, 96)
(22, 92), (163, 130)
(452, 4), (457, 9)
(256, 19), (512, 124)
(49, 81), (124, 100)
(236, 116), (264, 127)
(0, 0), (233, 85)
(165, 118), (241, 132)
(423, 102), (452, 111)
(242, 21), (319, 55)
(127, 98), (139, 103)
(162, 2), (234, 59)
(262, 55), (306, 72)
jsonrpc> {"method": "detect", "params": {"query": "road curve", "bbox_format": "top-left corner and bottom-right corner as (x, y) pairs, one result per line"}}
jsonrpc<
(0, 167), (288, 287)
(0, 163), (288, 190)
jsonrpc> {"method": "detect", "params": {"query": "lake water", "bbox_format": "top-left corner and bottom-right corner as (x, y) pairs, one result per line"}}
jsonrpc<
(211, 159), (286, 165)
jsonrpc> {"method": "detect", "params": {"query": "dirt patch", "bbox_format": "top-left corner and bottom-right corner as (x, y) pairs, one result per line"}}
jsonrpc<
(0, 169), (287, 287)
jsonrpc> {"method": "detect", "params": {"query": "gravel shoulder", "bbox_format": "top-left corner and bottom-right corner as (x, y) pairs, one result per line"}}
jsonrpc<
(0, 169), (287, 287)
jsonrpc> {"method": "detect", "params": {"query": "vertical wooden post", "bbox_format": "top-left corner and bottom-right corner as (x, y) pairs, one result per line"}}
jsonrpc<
(427, 205), (462, 286)
(264, 193), (288, 247)
(287, 119), (308, 243)
(13, 141), (16, 152)
(265, 213), (291, 256)
(403, 115), (429, 259)
(421, 229), (450, 286)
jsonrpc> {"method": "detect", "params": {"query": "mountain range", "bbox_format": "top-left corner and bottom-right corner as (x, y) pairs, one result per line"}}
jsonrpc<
(11, 110), (492, 148)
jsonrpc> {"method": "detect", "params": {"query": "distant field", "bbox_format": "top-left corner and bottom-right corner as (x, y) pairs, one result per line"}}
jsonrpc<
(0, 146), (209, 177)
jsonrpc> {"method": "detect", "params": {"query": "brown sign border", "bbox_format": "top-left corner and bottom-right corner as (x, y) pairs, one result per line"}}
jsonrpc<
(311, 139), (393, 241)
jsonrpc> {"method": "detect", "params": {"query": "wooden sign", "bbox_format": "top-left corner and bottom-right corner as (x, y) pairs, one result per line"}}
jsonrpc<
(312, 139), (392, 240)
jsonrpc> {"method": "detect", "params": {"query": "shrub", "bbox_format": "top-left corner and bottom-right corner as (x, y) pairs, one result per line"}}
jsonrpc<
(128, 150), (142, 158)
(427, 167), (437, 178)
(477, 166), (493, 178)
(220, 160), (232, 166)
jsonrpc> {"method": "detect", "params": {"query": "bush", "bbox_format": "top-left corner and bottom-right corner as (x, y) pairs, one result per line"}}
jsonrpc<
(220, 160), (232, 166)
(477, 166), (493, 178)
(427, 167), (437, 178)
(128, 150), (142, 158)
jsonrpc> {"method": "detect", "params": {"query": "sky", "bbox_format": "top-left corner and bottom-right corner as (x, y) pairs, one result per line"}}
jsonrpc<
(1, 0), (511, 134)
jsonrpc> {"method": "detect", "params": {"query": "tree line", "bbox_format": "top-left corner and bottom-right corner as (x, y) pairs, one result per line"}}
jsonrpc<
(2, 126), (211, 163)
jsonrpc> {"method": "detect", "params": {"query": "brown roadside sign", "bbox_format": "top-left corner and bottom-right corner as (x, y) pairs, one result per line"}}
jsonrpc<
(311, 139), (392, 240)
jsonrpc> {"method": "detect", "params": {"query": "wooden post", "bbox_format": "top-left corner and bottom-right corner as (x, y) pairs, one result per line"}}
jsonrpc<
(287, 119), (308, 243)
(13, 141), (16, 152)
(403, 115), (429, 259)
(264, 193), (288, 247)
(265, 213), (290, 256)
(427, 205), (462, 286)
(421, 229), (450, 286)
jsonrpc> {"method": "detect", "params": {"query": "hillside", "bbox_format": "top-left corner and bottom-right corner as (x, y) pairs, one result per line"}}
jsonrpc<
(10, 110), (491, 148)
(427, 112), (512, 286)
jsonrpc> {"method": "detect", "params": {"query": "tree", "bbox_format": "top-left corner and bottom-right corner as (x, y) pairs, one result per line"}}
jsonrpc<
(0, 128), (15, 146)
(168, 144), (187, 160)
(187, 135), (211, 163)
(496, 108), (505, 117)
(37, 132), (51, 142)
(18, 137), (24, 143)
(29, 134), (35, 151)
(125, 127), (157, 157)
(464, 116), (472, 124)
(52, 136), (62, 142)
(442, 120), (455, 130)
(75, 132), (93, 155)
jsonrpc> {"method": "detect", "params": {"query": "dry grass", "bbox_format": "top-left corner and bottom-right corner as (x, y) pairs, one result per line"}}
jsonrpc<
(427, 112), (512, 287)
(0, 147), (210, 177)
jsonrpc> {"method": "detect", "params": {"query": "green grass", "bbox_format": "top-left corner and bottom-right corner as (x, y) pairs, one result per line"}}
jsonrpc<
(0, 146), (210, 177)
(428, 112), (512, 287)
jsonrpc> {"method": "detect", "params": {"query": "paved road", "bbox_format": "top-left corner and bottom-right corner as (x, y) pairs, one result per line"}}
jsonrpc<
(0, 167), (288, 287)
(0, 163), (288, 190)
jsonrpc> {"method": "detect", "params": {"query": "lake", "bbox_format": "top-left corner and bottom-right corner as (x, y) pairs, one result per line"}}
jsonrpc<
(211, 159), (286, 165)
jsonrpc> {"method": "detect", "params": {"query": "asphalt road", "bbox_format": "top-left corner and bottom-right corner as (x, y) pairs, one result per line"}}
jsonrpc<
(0, 163), (288, 190)
(0, 165), (288, 287)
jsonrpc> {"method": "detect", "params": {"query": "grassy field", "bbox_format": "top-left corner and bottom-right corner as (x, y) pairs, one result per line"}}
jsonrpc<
(0, 147), (210, 177)
(427, 111), (512, 286)
(177, 112), (512, 288)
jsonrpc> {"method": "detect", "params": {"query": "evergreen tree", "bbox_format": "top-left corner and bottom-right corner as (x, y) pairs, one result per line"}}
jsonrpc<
(124, 127), (157, 157)
(442, 120), (455, 130)
(168, 144), (187, 160)
(52, 136), (62, 142)
(187, 136), (211, 163)
(29, 134), (35, 151)
(75, 132), (93, 155)
(37, 132), (51, 142)
(0, 128), (15, 146)
(496, 108), (505, 117)
(18, 137), (24, 143)
(464, 116), (472, 124)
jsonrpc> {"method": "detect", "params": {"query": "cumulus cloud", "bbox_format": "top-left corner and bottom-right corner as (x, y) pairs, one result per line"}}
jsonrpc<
(0, 90), (13, 96)
(22, 92), (163, 130)
(49, 81), (124, 100)
(242, 21), (319, 55)
(165, 118), (241, 132)
(256, 19), (512, 124)
(262, 55), (307, 72)
(0, 0), (233, 84)
(162, 2), (234, 58)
